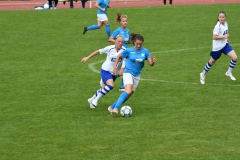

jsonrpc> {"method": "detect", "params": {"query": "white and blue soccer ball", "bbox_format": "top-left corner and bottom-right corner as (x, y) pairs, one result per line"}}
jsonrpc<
(120, 106), (132, 117)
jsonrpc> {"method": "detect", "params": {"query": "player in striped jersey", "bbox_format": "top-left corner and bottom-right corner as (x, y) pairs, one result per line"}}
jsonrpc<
(200, 11), (238, 85)
(81, 36), (126, 108)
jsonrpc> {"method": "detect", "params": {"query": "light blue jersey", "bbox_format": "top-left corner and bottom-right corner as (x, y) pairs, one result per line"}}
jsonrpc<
(121, 47), (151, 77)
(97, 0), (109, 14)
(111, 27), (130, 48)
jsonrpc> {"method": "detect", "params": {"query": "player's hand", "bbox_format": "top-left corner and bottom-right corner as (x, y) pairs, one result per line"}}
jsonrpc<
(81, 57), (89, 62)
(152, 56), (157, 63)
(113, 68), (116, 76)
(107, 4), (111, 8)
(101, 8), (105, 11)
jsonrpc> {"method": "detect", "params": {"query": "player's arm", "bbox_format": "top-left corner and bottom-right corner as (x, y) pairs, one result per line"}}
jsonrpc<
(147, 56), (157, 66)
(95, 2), (105, 11)
(108, 36), (115, 44)
(213, 34), (229, 40)
(81, 50), (100, 62)
(113, 54), (122, 76)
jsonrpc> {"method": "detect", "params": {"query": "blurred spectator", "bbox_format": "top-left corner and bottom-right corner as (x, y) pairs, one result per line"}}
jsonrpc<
(163, 0), (172, 6)
(48, 0), (58, 9)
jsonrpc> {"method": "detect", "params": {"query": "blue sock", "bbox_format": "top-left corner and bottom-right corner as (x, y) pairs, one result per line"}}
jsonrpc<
(105, 24), (111, 38)
(87, 25), (100, 31)
(120, 78), (124, 89)
(110, 101), (117, 109)
(114, 92), (129, 109)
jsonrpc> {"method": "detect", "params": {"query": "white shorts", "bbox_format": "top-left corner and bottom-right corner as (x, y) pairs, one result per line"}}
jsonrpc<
(97, 14), (108, 22)
(123, 73), (140, 91)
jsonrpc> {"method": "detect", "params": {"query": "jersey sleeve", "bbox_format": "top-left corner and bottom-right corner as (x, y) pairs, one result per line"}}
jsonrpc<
(99, 46), (111, 54)
(121, 48), (129, 58)
(213, 23), (220, 35)
(111, 29), (120, 39)
(144, 48), (151, 59)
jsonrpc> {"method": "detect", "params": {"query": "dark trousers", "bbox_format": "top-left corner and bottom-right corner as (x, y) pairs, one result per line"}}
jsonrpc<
(48, 0), (58, 7)
(163, 0), (172, 5)
(69, 0), (74, 8)
(81, 0), (87, 8)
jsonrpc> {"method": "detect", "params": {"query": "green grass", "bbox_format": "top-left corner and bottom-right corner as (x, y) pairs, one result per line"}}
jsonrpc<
(1, 4), (240, 159)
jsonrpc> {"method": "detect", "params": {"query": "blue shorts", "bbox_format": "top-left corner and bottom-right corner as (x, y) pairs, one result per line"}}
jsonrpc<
(210, 43), (233, 60)
(101, 69), (117, 85)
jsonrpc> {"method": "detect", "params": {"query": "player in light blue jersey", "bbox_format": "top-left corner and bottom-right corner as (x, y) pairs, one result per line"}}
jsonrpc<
(108, 12), (131, 91)
(82, 0), (111, 38)
(81, 36), (125, 108)
(200, 11), (238, 85)
(108, 34), (157, 114)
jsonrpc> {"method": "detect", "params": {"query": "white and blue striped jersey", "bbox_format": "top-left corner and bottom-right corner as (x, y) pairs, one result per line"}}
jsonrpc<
(97, 0), (109, 14)
(99, 45), (126, 75)
(212, 21), (229, 51)
(121, 46), (151, 77)
(111, 27), (130, 48)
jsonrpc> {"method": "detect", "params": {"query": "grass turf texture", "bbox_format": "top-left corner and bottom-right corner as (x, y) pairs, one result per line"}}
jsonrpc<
(1, 4), (240, 159)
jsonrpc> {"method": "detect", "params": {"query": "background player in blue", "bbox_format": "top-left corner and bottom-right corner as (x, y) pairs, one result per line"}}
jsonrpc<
(108, 34), (157, 114)
(200, 11), (238, 85)
(81, 36), (125, 108)
(82, 0), (111, 38)
(108, 12), (131, 91)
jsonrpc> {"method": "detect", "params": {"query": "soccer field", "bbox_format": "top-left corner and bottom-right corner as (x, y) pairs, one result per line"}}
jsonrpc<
(1, 4), (240, 159)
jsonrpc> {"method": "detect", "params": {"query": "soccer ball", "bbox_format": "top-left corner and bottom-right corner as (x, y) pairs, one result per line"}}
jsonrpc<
(120, 106), (132, 117)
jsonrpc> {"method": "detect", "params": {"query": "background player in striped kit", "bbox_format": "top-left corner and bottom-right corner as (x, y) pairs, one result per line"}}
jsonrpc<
(82, 0), (111, 38)
(81, 36), (125, 108)
(108, 34), (157, 114)
(108, 12), (131, 91)
(200, 11), (238, 85)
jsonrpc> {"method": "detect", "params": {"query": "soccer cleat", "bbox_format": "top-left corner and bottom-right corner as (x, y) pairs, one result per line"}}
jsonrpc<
(112, 109), (118, 114)
(88, 98), (95, 109)
(108, 107), (113, 114)
(91, 99), (98, 107)
(83, 27), (87, 35)
(200, 72), (205, 85)
(225, 72), (236, 81)
(119, 88), (125, 91)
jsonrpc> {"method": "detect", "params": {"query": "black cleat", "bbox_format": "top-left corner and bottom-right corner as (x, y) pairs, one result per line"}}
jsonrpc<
(83, 27), (87, 35)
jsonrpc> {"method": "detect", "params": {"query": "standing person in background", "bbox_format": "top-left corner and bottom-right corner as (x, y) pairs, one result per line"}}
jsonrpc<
(163, 0), (172, 6)
(200, 11), (238, 85)
(108, 34), (157, 114)
(82, 0), (111, 39)
(48, 0), (58, 9)
(81, 0), (88, 8)
(108, 12), (131, 91)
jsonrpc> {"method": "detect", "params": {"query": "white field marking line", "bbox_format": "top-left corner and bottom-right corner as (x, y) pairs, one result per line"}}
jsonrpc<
(151, 44), (240, 54)
(141, 78), (240, 87)
(88, 45), (240, 87)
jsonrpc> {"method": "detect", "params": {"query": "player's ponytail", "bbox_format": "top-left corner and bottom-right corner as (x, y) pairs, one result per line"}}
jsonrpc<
(115, 11), (128, 23)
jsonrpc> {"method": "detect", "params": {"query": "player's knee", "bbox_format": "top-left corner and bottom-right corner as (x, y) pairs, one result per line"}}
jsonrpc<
(107, 85), (114, 90)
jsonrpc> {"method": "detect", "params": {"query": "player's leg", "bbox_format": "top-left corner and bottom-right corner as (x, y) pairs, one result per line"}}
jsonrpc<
(83, 15), (103, 35)
(169, 0), (172, 5)
(103, 19), (111, 38)
(91, 70), (115, 107)
(225, 50), (237, 80)
(163, 0), (166, 5)
(200, 51), (220, 84)
(112, 73), (138, 114)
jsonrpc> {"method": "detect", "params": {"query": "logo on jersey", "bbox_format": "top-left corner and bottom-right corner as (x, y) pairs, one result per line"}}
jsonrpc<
(135, 59), (143, 62)
(130, 52), (135, 54)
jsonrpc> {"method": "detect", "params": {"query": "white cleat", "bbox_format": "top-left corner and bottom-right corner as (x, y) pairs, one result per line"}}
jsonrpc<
(91, 99), (98, 107)
(200, 72), (205, 85)
(88, 98), (95, 109)
(225, 72), (236, 81)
